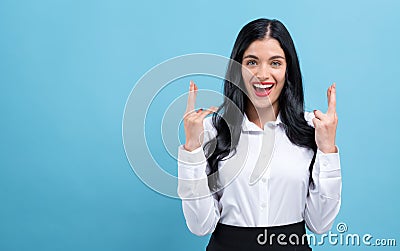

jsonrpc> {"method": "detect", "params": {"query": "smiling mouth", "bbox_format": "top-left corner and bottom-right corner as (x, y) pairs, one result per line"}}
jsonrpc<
(252, 82), (274, 97)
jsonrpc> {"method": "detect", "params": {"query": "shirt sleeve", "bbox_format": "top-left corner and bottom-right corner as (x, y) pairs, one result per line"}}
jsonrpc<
(303, 111), (342, 234)
(177, 117), (221, 236)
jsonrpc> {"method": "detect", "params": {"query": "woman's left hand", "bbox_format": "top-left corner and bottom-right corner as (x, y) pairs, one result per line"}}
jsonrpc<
(312, 83), (338, 153)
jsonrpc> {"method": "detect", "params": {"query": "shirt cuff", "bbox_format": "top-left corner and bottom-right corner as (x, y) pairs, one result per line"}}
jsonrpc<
(316, 146), (341, 178)
(178, 145), (207, 167)
(177, 145), (211, 199)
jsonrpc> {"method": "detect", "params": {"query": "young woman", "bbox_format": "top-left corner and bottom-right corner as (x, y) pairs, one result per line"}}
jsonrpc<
(178, 18), (341, 251)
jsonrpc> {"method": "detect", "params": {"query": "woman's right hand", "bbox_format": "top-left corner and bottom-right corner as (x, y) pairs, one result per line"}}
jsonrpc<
(183, 80), (218, 152)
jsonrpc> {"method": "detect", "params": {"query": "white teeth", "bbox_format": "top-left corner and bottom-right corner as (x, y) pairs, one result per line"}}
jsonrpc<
(253, 84), (273, 88)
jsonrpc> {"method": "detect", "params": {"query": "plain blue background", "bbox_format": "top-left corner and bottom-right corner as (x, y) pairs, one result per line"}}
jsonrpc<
(1, 0), (399, 250)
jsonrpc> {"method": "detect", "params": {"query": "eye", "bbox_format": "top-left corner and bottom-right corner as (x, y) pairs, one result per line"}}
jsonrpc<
(246, 60), (257, 66)
(271, 61), (282, 67)
(271, 61), (282, 68)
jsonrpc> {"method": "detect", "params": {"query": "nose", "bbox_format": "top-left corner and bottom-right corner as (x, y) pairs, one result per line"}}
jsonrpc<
(256, 63), (271, 81)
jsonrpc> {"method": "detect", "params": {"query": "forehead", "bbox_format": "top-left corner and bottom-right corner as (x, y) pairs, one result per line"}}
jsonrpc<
(243, 38), (285, 58)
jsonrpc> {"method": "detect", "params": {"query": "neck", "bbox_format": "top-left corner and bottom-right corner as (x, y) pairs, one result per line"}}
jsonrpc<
(246, 102), (279, 129)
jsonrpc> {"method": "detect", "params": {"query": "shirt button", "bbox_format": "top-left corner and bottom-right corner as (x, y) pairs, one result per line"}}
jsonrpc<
(261, 203), (267, 208)
(262, 178), (267, 183)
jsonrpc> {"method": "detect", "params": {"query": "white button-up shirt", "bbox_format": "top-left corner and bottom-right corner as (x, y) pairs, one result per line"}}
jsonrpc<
(177, 111), (342, 236)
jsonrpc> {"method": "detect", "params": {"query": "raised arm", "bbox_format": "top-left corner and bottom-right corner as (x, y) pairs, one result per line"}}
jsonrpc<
(304, 83), (342, 234)
(177, 80), (220, 236)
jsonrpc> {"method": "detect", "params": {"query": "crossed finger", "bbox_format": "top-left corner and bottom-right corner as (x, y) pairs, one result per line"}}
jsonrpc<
(184, 80), (218, 118)
(185, 80), (198, 115)
(327, 82), (336, 116)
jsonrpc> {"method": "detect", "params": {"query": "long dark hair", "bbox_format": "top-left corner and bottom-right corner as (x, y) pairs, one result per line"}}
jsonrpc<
(204, 18), (317, 191)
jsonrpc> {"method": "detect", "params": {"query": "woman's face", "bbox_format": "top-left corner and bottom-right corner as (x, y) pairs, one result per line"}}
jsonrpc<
(241, 37), (287, 113)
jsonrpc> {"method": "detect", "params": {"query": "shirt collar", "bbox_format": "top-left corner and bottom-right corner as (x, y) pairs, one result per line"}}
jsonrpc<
(242, 112), (284, 132)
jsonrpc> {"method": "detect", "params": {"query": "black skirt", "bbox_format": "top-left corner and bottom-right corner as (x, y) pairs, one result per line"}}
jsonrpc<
(206, 221), (312, 251)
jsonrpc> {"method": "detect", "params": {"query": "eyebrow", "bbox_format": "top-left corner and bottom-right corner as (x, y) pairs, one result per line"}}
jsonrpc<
(243, 54), (285, 60)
